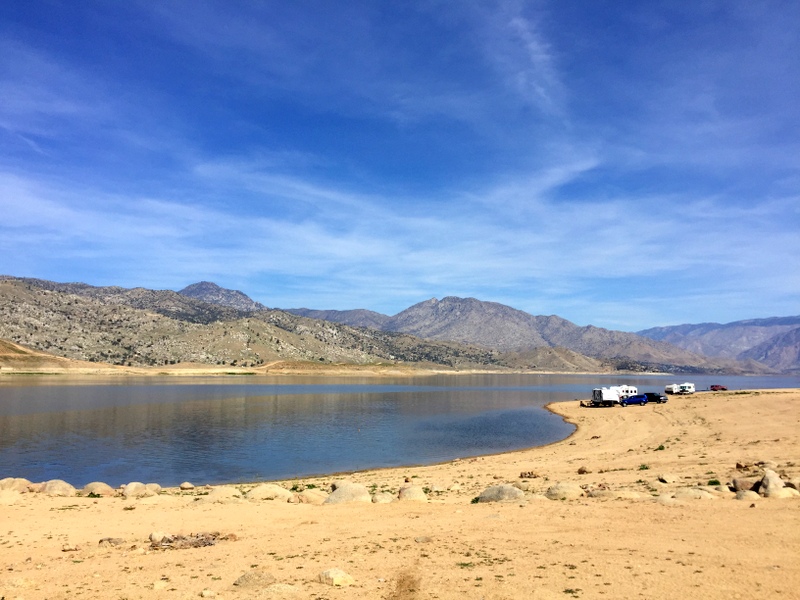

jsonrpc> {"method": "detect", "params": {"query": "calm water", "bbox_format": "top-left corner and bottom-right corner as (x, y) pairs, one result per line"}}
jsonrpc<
(0, 373), (797, 487)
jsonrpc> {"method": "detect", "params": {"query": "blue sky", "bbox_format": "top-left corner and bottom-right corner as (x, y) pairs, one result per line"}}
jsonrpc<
(1, 1), (798, 331)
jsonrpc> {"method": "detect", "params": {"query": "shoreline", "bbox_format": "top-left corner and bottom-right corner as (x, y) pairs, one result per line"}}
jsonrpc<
(1, 388), (798, 599)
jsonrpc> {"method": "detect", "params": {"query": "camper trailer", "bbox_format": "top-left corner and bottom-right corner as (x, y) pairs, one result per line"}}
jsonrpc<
(665, 384), (680, 394)
(591, 385), (638, 407)
(678, 382), (695, 395)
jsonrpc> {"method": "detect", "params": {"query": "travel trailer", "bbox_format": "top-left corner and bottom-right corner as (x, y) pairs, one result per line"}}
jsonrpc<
(591, 385), (638, 407)
(665, 384), (680, 394)
(678, 382), (695, 394)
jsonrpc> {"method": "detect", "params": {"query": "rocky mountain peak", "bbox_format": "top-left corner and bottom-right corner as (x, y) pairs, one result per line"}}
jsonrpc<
(178, 281), (267, 312)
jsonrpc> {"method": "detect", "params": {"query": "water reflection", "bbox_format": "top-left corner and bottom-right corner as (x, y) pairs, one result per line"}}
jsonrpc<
(1, 373), (797, 487)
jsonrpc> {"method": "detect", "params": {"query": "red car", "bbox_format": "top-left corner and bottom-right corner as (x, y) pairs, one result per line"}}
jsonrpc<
(710, 384), (727, 391)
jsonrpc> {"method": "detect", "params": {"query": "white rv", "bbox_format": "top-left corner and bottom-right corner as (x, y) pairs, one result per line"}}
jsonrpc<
(591, 385), (638, 407)
(678, 382), (695, 394)
(665, 384), (680, 394)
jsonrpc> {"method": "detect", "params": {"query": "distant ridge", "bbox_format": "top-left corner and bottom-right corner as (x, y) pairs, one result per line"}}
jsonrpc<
(285, 308), (390, 330)
(283, 295), (773, 373)
(0, 276), (782, 373)
(178, 281), (267, 312)
(638, 316), (800, 373)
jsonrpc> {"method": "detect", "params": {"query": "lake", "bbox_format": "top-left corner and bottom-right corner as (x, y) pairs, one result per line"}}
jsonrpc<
(1, 373), (797, 487)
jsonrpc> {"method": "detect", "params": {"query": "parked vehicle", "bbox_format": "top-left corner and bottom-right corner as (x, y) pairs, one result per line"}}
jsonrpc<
(643, 392), (668, 403)
(709, 384), (727, 391)
(678, 382), (695, 395)
(620, 394), (648, 406)
(665, 384), (680, 394)
(591, 385), (639, 407)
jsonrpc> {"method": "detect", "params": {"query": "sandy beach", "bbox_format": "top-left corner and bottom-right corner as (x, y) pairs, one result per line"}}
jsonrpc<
(1, 388), (799, 600)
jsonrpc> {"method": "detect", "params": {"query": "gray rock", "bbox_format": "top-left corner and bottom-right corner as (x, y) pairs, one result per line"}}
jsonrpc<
(732, 476), (761, 492)
(371, 492), (396, 504)
(149, 531), (171, 544)
(398, 485), (428, 502)
(735, 490), (760, 501)
(323, 481), (371, 504)
(82, 481), (117, 497)
(292, 488), (328, 505)
(145, 483), (162, 495)
(759, 469), (785, 497)
(672, 487), (715, 500)
(512, 481), (531, 492)
(0, 477), (33, 493)
(657, 473), (677, 484)
(41, 479), (77, 497)
(122, 481), (150, 499)
(317, 568), (354, 586)
(478, 484), (525, 503)
(588, 489), (641, 499)
(179, 481), (195, 490)
(197, 486), (242, 504)
(247, 483), (292, 502)
(545, 482), (584, 500)
(768, 487), (799, 499)
(233, 570), (277, 588)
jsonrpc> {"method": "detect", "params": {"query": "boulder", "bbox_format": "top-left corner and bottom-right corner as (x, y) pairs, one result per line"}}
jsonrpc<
(196, 486), (242, 504)
(657, 473), (677, 484)
(672, 487), (715, 500)
(233, 570), (277, 589)
(0, 477), (33, 492)
(768, 487), (799, 499)
(145, 483), (162, 495)
(545, 482), (584, 500)
(759, 469), (785, 497)
(371, 492), (396, 504)
(732, 476), (761, 493)
(735, 490), (760, 501)
(588, 489), (641, 500)
(323, 481), (371, 504)
(82, 482), (117, 497)
(398, 485), (428, 502)
(477, 484), (525, 503)
(179, 481), (195, 490)
(317, 568), (354, 586)
(291, 488), (328, 505)
(41, 479), (77, 497)
(122, 482), (151, 499)
(247, 483), (292, 502)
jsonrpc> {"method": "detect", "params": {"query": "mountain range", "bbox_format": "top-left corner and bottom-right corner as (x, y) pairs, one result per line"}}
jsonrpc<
(637, 317), (800, 373)
(1, 276), (794, 373)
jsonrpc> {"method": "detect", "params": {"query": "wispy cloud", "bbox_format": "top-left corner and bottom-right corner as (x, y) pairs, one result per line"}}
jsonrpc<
(1, 1), (797, 330)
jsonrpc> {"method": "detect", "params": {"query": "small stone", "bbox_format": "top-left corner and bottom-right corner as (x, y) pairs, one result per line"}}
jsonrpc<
(317, 568), (354, 587)
(577, 466), (591, 475)
(233, 570), (277, 588)
(200, 588), (216, 597)
(149, 531), (170, 544)
(657, 473), (677, 484)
